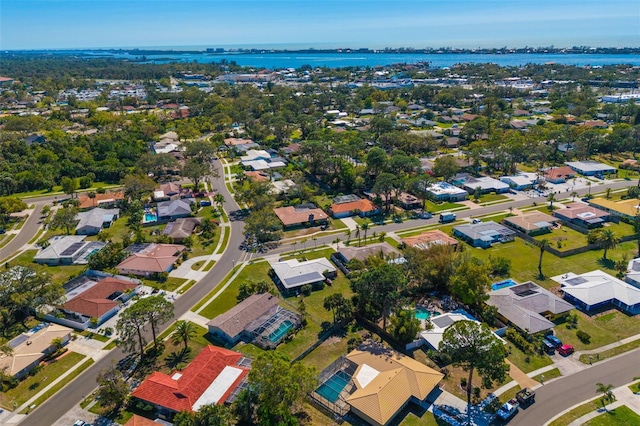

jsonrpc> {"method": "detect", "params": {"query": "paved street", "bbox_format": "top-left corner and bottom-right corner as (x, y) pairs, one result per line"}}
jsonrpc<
(11, 175), (640, 425)
(514, 348), (640, 425)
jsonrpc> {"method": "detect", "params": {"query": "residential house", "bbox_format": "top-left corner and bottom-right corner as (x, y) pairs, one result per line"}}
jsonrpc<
(588, 197), (640, 221)
(451, 173), (510, 194)
(77, 191), (124, 210)
(153, 182), (187, 201)
(401, 230), (458, 250)
(340, 343), (444, 426)
(486, 281), (573, 334)
(244, 171), (269, 182)
(131, 346), (250, 416)
(75, 208), (119, 235)
(331, 242), (403, 274)
(503, 212), (557, 236)
(556, 270), (640, 315)
(395, 192), (422, 210)
(270, 179), (297, 196)
(207, 293), (301, 348)
(500, 172), (539, 190)
(34, 235), (106, 266)
(626, 258), (640, 288)
(273, 204), (328, 228)
(329, 195), (379, 218)
(424, 182), (468, 202)
(117, 243), (186, 277)
(553, 202), (610, 229)
(46, 272), (140, 330)
(543, 166), (576, 184)
(270, 257), (336, 293)
(0, 324), (72, 379)
(417, 311), (498, 351)
(163, 217), (202, 243)
(512, 109), (531, 117)
(565, 161), (616, 177)
(582, 120), (608, 129)
(453, 221), (516, 248)
(157, 198), (195, 221)
(240, 149), (286, 171)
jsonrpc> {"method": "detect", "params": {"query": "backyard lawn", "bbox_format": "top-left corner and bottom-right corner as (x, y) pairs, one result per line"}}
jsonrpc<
(553, 309), (640, 351)
(507, 344), (553, 373)
(8, 249), (87, 283)
(425, 199), (467, 212)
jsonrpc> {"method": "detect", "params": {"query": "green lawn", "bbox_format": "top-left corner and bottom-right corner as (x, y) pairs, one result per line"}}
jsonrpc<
(629, 382), (640, 394)
(532, 367), (562, 383)
(20, 358), (94, 414)
(8, 249), (87, 284)
(578, 338), (640, 364)
(499, 384), (522, 404)
(199, 261), (271, 319)
(0, 352), (86, 410)
(532, 226), (591, 251)
(476, 193), (509, 204)
(507, 344), (553, 373)
(549, 400), (602, 426)
(425, 199), (467, 212)
(584, 405), (640, 426)
(140, 277), (187, 292)
(554, 309), (640, 351)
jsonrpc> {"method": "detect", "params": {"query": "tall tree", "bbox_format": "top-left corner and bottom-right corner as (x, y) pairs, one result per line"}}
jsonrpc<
(134, 296), (174, 351)
(95, 362), (129, 410)
(596, 383), (615, 411)
(323, 293), (353, 324)
(372, 172), (397, 213)
(593, 229), (620, 260)
(352, 262), (407, 330)
(173, 403), (237, 426)
(182, 158), (210, 191)
(432, 155), (460, 181)
(116, 305), (147, 358)
(243, 209), (282, 245)
(122, 174), (155, 202)
(439, 320), (508, 412)
(449, 255), (491, 308)
(49, 205), (78, 235)
(60, 176), (78, 198)
(390, 309), (421, 344)
(536, 238), (551, 279)
(239, 352), (317, 425)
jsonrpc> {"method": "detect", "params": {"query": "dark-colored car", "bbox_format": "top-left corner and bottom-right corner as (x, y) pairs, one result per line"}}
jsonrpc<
(546, 335), (562, 348)
(541, 339), (556, 355)
(0, 228), (5, 234)
(558, 344), (575, 356)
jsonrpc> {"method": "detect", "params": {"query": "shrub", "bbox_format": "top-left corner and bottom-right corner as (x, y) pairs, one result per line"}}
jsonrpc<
(505, 328), (533, 354)
(301, 284), (312, 296)
(576, 330), (591, 344)
(460, 377), (467, 388)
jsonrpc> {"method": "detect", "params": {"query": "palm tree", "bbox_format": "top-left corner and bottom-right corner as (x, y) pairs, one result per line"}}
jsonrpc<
(547, 193), (556, 211)
(51, 337), (64, 352)
(571, 191), (578, 201)
(213, 194), (225, 214)
(171, 320), (197, 351)
(344, 229), (351, 244)
(361, 222), (370, 244)
(88, 191), (96, 207)
(332, 237), (341, 251)
(596, 383), (615, 411)
(355, 224), (361, 246)
(537, 238), (550, 279)
(594, 229), (620, 260)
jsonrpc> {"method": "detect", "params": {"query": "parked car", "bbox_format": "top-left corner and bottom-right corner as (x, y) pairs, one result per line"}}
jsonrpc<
(0, 228), (5, 234)
(541, 339), (556, 355)
(546, 335), (562, 348)
(199, 200), (212, 207)
(558, 344), (575, 356)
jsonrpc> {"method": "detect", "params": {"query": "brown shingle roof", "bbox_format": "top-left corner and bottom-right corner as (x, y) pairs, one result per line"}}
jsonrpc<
(273, 205), (328, 226)
(329, 199), (376, 216)
(117, 244), (185, 274)
(206, 293), (279, 339)
(63, 277), (139, 318)
(77, 191), (124, 210)
(402, 230), (458, 249)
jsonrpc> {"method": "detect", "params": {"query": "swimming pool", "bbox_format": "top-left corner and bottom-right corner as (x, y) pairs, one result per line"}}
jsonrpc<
(414, 307), (439, 320)
(267, 320), (293, 343)
(492, 278), (518, 291)
(316, 370), (351, 402)
(143, 213), (157, 223)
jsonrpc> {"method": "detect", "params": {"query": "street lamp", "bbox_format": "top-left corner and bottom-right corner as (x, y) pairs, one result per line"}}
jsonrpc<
(232, 259), (236, 269)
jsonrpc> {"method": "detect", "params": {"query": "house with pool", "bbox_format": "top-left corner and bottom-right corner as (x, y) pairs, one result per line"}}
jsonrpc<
(206, 293), (301, 349)
(311, 341), (443, 426)
(414, 310), (505, 351)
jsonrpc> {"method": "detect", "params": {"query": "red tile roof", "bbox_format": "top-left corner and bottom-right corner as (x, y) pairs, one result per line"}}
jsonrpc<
(273, 205), (328, 226)
(63, 277), (139, 318)
(117, 244), (185, 274)
(131, 346), (249, 413)
(77, 191), (124, 210)
(330, 199), (376, 216)
(124, 415), (158, 426)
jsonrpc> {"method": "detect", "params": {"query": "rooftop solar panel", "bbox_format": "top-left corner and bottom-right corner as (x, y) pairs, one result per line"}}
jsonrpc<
(61, 242), (85, 256)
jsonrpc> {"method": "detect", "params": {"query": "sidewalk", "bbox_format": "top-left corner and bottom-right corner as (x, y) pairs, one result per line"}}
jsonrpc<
(506, 360), (539, 389)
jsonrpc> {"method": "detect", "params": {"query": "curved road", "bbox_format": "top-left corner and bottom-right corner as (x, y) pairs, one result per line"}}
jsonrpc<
(514, 348), (640, 425)
(18, 177), (640, 425)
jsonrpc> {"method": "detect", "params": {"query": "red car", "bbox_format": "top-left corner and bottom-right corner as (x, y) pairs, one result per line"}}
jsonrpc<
(558, 344), (574, 356)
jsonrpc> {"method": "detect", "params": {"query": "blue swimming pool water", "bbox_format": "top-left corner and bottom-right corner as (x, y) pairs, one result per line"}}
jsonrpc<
(316, 370), (351, 403)
(415, 308), (431, 320)
(267, 320), (293, 343)
(492, 279), (518, 291)
(144, 213), (157, 223)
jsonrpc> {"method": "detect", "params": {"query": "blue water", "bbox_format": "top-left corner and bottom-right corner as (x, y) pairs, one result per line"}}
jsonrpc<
(492, 279), (518, 291)
(57, 50), (640, 68)
(267, 320), (293, 343)
(143, 213), (157, 223)
(316, 370), (351, 403)
(415, 308), (432, 320)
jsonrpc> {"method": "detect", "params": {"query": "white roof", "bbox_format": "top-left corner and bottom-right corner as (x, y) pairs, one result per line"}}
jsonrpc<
(463, 176), (510, 191)
(154, 142), (179, 154)
(354, 363), (379, 389)
(34, 235), (86, 260)
(240, 149), (271, 162)
(427, 182), (468, 196)
(270, 179), (296, 194)
(500, 172), (538, 186)
(565, 161), (616, 173)
(557, 270), (640, 307)
(419, 312), (478, 350)
(270, 258), (336, 289)
(192, 365), (244, 411)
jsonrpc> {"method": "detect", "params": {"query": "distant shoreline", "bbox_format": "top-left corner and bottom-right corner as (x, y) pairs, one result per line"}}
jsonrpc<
(6, 47), (640, 56)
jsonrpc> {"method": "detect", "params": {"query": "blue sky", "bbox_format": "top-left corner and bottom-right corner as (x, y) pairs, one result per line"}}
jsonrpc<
(1, 0), (639, 50)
